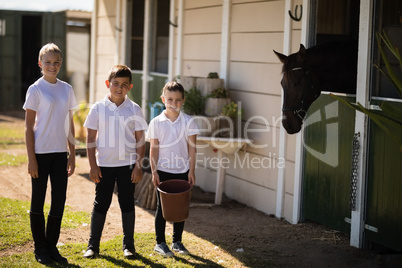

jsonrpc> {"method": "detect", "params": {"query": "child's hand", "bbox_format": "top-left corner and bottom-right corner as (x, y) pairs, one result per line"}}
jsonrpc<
(188, 172), (196, 185)
(131, 165), (143, 183)
(152, 172), (160, 188)
(67, 154), (76, 177)
(28, 159), (39, 179)
(89, 166), (102, 183)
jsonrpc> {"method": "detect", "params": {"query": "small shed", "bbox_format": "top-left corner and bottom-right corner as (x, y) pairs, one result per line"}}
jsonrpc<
(0, 9), (91, 110)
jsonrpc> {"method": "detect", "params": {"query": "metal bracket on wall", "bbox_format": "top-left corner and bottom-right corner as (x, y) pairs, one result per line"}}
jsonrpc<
(344, 218), (378, 233)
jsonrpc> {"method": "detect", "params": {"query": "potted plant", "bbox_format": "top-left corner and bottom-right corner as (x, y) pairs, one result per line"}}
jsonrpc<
(179, 65), (202, 91)
(196, 72), (224, 97)
(217, 101), (243, 138)
(205, 87), (231, 116)
(182, 87), (217, 136)
(182, 87), (206, 116)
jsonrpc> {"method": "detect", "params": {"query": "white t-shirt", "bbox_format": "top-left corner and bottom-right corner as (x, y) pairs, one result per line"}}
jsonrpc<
(147, 111), (199, 174)
(84, 95), (148, 167)
(23, 77), (77, 153)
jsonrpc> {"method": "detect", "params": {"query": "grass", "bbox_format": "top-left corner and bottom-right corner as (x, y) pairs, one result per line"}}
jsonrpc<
(0, 125), (25, 147)
(0, 197), (275, 268)
(0, 152), (27, 166)
(0, 198), (89, 251)
(0, 122), (27, 166)
(0, 232), (251, 268)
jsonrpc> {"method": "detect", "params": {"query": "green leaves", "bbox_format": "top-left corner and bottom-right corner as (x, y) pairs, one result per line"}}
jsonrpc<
(183, 87), (206, 115)
(374, 31), (402, 97)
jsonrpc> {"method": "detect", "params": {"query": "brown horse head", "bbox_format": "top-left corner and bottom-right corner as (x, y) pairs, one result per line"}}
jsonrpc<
(274, 44), (321, 134)
(274, 41), (357, 134)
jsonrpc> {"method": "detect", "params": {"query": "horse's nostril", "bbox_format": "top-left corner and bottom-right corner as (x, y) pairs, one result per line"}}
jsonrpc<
(282, 118), (290, 130)
(282, 114), (302, 134)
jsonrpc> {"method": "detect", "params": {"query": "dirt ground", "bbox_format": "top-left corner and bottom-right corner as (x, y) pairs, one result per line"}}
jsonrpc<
(0, 111), (382, 267)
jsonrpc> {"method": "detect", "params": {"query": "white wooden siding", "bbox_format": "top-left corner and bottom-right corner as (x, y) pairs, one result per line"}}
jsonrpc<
(231, 1), (284, 32)
(228, 62), (282, 95)
(181, 61), (221, 77)
(183, 7), (222, 34)
(185, 0), (223, 9)
(181, 0), (290, 217)
(225, 174), (277, 213)
(231, 33), (283, 62)
(183, 34), (222, 60)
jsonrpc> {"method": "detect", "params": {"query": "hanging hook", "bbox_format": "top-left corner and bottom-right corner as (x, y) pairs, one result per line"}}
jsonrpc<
(288, 5), (303, 21)
(169, 16), (178, 27)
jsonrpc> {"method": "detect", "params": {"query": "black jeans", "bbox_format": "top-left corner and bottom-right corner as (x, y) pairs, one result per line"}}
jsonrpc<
(93, 165), (136, 214)
(30, 152), (68, 217)
(155, 170), (188, 244)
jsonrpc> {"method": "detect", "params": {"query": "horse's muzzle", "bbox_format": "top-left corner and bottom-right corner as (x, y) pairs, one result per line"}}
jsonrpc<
(282, 113), (302, 134)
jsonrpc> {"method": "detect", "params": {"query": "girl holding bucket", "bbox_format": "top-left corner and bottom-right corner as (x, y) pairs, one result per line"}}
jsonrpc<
(147, 81), (199, 257)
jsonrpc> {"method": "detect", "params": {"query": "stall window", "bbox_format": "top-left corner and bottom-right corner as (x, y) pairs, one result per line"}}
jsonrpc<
(130, 0), (170, 73)
(371, 0), (402, 99)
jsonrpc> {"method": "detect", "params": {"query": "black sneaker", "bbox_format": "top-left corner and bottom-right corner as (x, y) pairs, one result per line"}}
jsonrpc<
(171, 241), (189, 255)
(154, 242), (174, 257)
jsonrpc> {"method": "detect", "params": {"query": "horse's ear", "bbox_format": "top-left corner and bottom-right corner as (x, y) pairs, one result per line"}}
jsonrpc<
(297, 44), (306, 61)
(273, 50), (287, 64)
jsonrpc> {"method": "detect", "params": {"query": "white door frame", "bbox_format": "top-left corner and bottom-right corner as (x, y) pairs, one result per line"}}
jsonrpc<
(290, 0), (372, 248)
(350, 0), (373, 248)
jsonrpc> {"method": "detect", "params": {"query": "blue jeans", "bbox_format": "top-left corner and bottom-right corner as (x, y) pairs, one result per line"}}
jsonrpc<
(155, 170), (189, 244)
(30, 152), (68, 217)
(93, 165), (135, 214)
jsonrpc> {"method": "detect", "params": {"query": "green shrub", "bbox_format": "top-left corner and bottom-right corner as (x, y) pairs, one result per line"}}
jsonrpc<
(183, 87), (206, 115)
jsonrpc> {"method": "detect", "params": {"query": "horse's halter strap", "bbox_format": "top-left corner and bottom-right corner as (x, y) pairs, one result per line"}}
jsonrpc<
(282, 66), (319, 121)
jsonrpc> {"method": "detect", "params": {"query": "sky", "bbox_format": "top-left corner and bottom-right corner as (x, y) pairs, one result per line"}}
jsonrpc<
(0, 0), (93, 12)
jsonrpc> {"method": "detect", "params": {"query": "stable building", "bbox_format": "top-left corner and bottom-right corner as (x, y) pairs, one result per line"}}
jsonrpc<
(89, 0), (401, 251)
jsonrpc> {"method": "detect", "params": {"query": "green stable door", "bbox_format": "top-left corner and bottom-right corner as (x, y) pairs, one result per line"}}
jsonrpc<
(302, 93), (356, 234)
(365, 100), (402, 251)
(302, 95), (402, 251)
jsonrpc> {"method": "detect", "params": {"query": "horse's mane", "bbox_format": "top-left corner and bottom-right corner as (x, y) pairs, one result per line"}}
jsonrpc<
(281, 39), (358, 93)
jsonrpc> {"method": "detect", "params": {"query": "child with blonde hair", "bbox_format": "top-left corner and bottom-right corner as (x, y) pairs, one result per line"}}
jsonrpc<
(24, 43), (76, 264)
